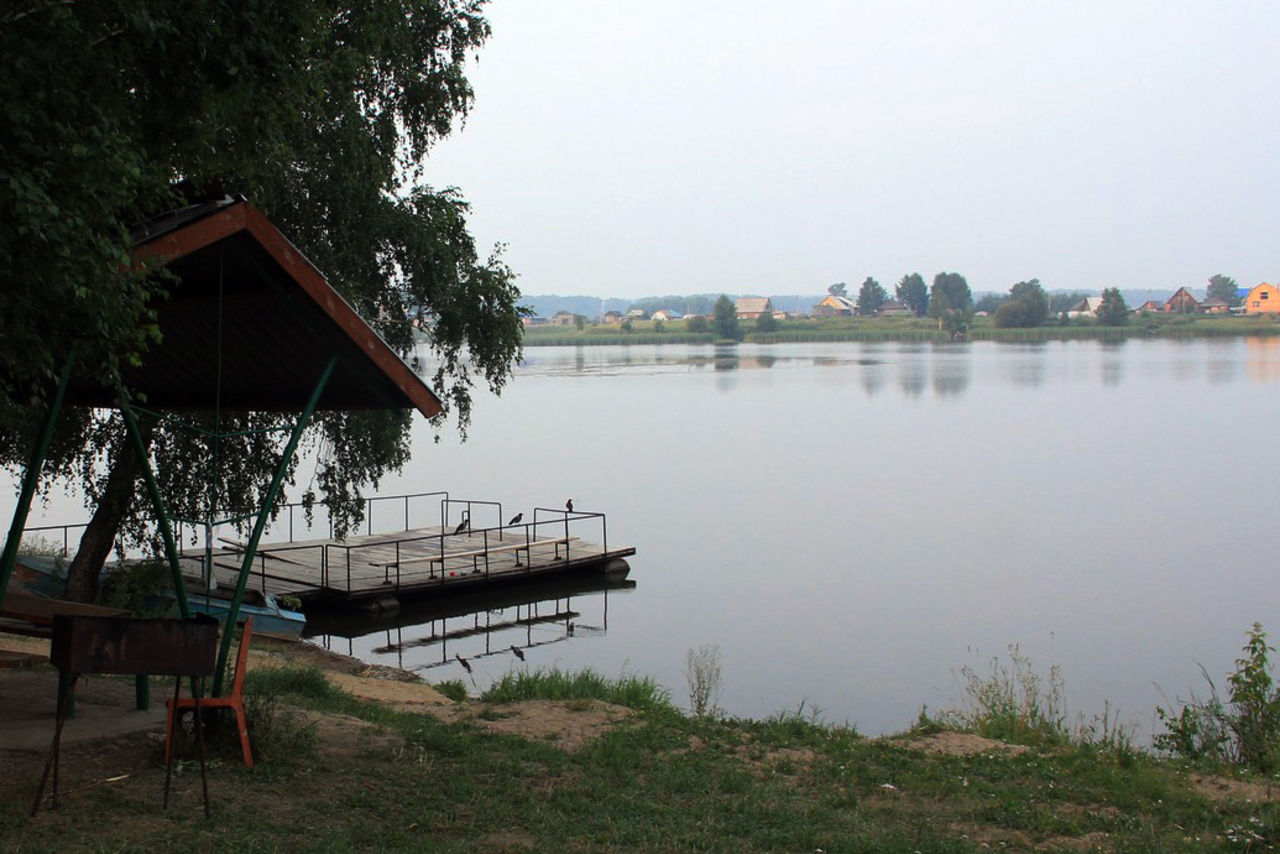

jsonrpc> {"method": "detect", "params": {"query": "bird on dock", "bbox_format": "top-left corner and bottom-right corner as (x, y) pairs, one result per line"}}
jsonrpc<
(565, 499), (574, 513)
(455, 653), (472, 673)
(452, 513), (469, 536)
(507, 512), (522, 526)
(511, 645), (525, 661)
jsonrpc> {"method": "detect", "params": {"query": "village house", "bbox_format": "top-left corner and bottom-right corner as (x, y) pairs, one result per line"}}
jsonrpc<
(1134, 299), (1163, 314)
(735, 297), (774, 320)
(1199, 297), (1230, 315)
(1066, 297), (1104, 318)
(813, 295), (855, 317)
(625, 308), (649, 321)
(551, 311), (577, 326)
(602, 310), (624, 325)
(1245, 283), (1280, 314)
(651, 309), (683, 322)
(877, 300), (911, 317)
(1164, 287), (1199, 314)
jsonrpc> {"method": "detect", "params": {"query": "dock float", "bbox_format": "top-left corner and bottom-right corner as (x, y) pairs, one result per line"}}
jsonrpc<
(198, 505), (634, 611)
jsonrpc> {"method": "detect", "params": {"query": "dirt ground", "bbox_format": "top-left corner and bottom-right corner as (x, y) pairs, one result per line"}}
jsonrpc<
(0, 632), (631, 758)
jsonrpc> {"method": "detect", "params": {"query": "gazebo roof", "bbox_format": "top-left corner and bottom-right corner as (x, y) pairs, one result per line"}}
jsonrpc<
(64, 197), (442, 417)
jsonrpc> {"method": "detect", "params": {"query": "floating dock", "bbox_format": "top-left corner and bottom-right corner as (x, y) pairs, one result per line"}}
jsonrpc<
(194, 505), (633, 611)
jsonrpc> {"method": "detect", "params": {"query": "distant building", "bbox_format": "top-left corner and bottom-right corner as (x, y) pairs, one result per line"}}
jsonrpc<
(1245, 283), (1280, 314)
(1135, 299), (1163, 314)
(1199, 297), (1230, 314)
(521, 316), (549, 328)
(735, 297), (774, 320)
(651, 309), (683, 322)
(625, 308), (649, 321)
(602, 310), (624, 325)
(1066, 297), (1104, 318)
(1164, 287), (1199, 314)
(877, 300), (910, 317)
(551, 311), (577, 326)
(813, 295), (855, 317)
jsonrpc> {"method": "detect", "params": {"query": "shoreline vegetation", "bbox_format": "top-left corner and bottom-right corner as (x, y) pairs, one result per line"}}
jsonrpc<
(4, 633), (1280, 851)
(521, 313), (1280, 347)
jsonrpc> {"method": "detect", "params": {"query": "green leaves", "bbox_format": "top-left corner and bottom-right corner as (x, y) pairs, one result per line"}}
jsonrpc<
(2, 0), (524, 561)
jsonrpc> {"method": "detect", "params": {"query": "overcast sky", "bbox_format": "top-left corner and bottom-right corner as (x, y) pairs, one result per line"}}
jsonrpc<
(423, 1), (1280, 299)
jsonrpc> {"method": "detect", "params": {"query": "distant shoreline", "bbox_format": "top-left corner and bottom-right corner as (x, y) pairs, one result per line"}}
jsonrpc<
(521, 319), (1280, 347)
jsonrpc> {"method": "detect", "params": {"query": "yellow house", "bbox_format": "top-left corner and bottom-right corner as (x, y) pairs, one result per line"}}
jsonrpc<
(1245, 283), (1280, 314)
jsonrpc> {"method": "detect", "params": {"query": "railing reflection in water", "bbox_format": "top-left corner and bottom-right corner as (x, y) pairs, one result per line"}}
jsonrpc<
(305, 574), (635, 677)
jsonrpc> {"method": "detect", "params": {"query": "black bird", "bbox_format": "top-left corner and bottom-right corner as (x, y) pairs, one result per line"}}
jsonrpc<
(455, 653), (472, 673)
(452, 513), (469, 536)
(511, 645), (525, 661)
(507, 512), (523, 526)
(565, 499), (574, 513)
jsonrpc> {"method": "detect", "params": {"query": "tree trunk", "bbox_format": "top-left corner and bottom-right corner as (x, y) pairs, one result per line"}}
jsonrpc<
(63, 418), (155, 603)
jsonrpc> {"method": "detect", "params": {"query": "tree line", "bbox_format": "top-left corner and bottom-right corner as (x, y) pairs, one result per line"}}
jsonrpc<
(830, 272), (1243, 329)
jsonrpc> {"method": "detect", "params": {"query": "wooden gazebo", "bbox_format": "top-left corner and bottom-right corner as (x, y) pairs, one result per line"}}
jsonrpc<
(0, 196), (441, 691)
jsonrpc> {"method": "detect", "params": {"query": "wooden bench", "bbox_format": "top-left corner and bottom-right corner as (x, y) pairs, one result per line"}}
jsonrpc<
(0, 591), (128, 637)
(374, 537), (580, 576)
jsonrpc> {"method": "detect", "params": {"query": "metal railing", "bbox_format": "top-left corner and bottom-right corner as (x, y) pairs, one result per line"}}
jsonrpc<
(19, 494), (614, 598)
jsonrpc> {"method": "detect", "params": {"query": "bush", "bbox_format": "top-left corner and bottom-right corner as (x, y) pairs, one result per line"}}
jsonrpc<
(1156, 622), (1280, 771)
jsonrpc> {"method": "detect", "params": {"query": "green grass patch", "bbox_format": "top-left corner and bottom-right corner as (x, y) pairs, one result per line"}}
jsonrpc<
(5, 662), (1279, 852)
(480, 666), (672, 712)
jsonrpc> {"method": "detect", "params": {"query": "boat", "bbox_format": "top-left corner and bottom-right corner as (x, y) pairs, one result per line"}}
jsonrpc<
(8, 555), (306, 639)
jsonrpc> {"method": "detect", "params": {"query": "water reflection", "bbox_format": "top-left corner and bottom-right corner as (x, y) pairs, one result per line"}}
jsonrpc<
(1004, 342), (1048, 388)
(306, 576), (634, 679)
(1099, 340), (1126, 387)
(512, 337), (1280, 396)
(860, 362), (888, 397)
(1245, 337), (1280, 383)
(931, 345), (971, 398)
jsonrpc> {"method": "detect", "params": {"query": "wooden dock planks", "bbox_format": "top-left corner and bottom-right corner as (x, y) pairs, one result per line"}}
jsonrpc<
(190, 525), (632, 605)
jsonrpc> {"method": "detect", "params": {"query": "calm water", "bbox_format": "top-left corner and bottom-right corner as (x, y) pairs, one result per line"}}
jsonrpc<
(11, 338), (1280, 737)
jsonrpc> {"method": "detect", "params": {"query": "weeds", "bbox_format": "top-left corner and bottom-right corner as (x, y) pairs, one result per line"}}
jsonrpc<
(685, 644), (722, 717)
(243, 684), (317, 761)
(434, 679), (469, 703)
(481, 667), (671, 712)
(244, 664), (338, 701)
(1156, 621), (1280, 771)
(17, 535), (65, 557)
(944, 644), (1069, 746)
(97, 559), (173, 616)
(942, 645), (1136, 752)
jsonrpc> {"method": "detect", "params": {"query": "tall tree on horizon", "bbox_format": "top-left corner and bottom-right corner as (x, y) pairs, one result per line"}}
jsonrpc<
(895, 273), (929, 317)
(713, 295), (742, 341)
(1207, 274), (1242, 306)
(856, 277), (888, 316)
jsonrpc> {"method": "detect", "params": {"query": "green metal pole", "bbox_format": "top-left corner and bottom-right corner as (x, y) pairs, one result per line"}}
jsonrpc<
(117, 391), (190, 620)
(212, 355), (337, 696)
(0, 357), (74, 605)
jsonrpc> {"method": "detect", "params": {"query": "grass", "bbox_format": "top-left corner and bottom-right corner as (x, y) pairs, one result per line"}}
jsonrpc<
(480, 666), (671, 712)
(4, 661), (1279, 852)
(522, 313), (1280, 346)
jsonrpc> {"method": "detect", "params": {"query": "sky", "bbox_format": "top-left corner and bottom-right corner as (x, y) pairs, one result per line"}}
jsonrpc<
(423, 1), (1280, 299)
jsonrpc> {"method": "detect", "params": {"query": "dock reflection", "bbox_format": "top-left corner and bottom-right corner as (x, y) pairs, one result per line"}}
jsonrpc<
(305, 575), (635, 673)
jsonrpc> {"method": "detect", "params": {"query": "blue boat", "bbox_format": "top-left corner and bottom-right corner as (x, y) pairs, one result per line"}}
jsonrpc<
(9, 555), (306, 639)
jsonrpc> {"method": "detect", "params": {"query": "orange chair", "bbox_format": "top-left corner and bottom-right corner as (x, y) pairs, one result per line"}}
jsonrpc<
(165, 618), (254, 769)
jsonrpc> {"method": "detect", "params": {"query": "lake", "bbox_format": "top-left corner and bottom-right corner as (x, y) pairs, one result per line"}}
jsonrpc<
(10, 337), (1280, 738)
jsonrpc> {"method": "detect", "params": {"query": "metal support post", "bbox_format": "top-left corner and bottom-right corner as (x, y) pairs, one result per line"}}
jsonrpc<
(213, 355), (336, 695)
(117, 391), (191, 619)
(0, 357), (73, 603)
